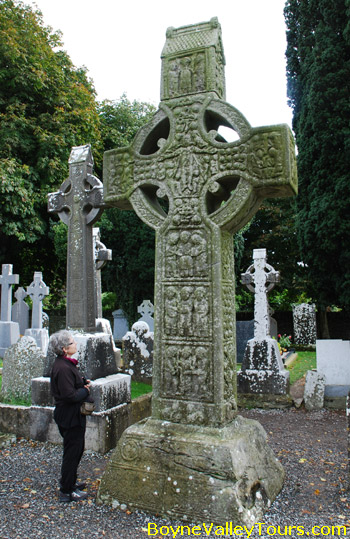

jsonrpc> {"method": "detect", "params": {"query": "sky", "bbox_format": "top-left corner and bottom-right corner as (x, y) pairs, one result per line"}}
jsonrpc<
(26, 0), (292, 129)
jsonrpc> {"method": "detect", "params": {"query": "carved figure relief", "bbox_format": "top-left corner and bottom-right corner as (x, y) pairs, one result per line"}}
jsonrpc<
(248, 132), (283, 179)
(164, 283), (210, 338)
(164, 229), (208, 279)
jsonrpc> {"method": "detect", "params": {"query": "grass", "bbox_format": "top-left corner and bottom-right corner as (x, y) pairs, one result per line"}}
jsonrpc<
(286, 350), (316, 385)
(131, 380), (152, 400)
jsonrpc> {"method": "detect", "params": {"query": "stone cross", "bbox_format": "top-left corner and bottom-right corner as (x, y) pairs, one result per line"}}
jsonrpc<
(12, 287), (29, 335)
(48, 145), (104, 332)
(26, 272), (49, 329)
(241, 248), (279, 339)
(0, 264), (19, 322)
(93, 227), (112, 319)
(137, 299), (154, 332)
(98, 17), (297, 525)
(103, 19), (297, 427)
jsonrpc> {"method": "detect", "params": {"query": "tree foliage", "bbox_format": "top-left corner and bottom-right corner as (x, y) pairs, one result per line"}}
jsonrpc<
(284, 0), (350, 309)
(0, 0), (100, 284)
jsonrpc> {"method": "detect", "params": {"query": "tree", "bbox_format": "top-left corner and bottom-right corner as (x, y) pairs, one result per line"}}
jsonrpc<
(0, 0), (101, 286)
(284, 0), (350, 311)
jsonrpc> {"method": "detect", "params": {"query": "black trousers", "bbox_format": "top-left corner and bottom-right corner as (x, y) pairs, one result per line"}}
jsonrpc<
(58, 425), (85, 494)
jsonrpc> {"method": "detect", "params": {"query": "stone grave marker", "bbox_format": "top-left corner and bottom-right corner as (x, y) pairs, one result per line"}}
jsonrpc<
(93, 227), (112, 319)
(0, 264), (20, 356)
(236, 319), (254, 363)
(293, 303), (316, 345)
(238, 249), (290, 395)
(12, 287), (29, 336)
(122, 321), (154, 383)
(1, 336), (45, 400)
(304, 369), (325, 411)
(137, 299), (154, 332)
(25, 272), (49, 353)
(112, 309), (129, 342)
(97, 17), (297, 525)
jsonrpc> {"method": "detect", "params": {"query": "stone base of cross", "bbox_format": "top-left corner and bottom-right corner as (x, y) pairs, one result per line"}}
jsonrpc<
(238, 337), (290, 395)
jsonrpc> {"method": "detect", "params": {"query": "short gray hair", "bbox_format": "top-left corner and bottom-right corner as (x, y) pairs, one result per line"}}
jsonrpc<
(49, 330), (73, 356)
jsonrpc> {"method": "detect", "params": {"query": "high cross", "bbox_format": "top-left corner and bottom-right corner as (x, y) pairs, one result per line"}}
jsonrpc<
(48, 145), (104, 332)
(0, 264), (19, 322)
(103, 17), (297, 426)
(241, 248), (279, 339)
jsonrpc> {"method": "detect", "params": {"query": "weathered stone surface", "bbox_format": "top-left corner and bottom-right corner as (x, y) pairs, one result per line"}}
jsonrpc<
(48, 145), (104, 332)
(293, 303), (316, 345)
(238, 338), (290, 395)
(347, 390), (350, 486)
(112, 309), (129, 342)
(316, 339), (350, 398)
(304, 369), (325, 411)
(98, 17), (297, 523)
(122, 321), (153, 383)
(1, 337), (45, 400)
(93, 227), (112, 319)
(97, 416), (285, 526)
(44, 331), (119, 380)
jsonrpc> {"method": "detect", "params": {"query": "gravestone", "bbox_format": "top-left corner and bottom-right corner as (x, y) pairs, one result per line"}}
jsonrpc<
(47, 145), (120, 379)
(93, 227), (112, 319)
(97, 18), (297, 525)
(1, 336), (45, 400)
(0, 264), (20, 357)
(12, 287), (29, 336)
(112, 309), (129, 342)
(24, 272), (50, 353)
(236, 319), (254, 363)
(238, 249), (290, 395)
(304, 369), (325, 411)
(316, 339), (350, 404)
(122, 321), (154, 383)
(293, 303), (316, 345)
(137, 299), (154, 332)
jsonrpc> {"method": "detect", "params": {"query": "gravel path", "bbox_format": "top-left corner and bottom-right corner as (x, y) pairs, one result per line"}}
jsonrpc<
(0, 408), (349, 538)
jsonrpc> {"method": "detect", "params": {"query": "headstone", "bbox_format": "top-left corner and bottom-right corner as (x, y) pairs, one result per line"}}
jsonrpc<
(112, 309), (129, 342)
(0, 264), (20, 356)
(122, 321), (153, 383)
(293, 303), (316, 345)
(11, 287), (29, 335)
(1, 336), (45, 400)
(238, 249), (290, 395)
(97, 18), (297, 525)
(48, 144), (104, 332)
(236, 319), (254, 363)
(24, 272), (50, 354)
(93, 227), (112, 319)
(316, 339), (350, 400)
(137, 299), (154, 332)
(304, 369), (325, 411)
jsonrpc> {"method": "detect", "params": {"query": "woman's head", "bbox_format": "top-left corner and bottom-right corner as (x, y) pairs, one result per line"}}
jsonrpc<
(49, 330), (76, 356)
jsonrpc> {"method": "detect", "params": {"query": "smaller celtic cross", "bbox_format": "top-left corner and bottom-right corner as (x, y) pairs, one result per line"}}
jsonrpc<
(26, 272), (49, 329)
(241, 248), (279, 339)
(48, 145), (104, 331)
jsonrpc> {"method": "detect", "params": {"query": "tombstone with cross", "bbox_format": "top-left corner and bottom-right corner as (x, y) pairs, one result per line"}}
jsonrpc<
(24, 272), (50, 353)
(137, 299), (154, 332)
(238, 249), (290, 395)
(0, 264), (20, 356)
(12, 287), (30, 336)
(47, 145), (120, 380)
(98, 18), (297, 525)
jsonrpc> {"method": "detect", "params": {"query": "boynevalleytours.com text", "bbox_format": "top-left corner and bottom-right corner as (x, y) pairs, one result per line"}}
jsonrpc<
(147, 522), (347, 537)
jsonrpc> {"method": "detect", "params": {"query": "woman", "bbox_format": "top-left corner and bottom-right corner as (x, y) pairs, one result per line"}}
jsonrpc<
(50, 330), (92, 502)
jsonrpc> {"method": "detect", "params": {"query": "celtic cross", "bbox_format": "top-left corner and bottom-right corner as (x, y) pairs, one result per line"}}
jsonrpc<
(103, 18), (297, 427)
(48, 145), (104, 332)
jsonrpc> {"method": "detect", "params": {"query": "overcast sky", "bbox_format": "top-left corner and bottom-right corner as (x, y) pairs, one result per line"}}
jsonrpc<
(26, 0), (292, 129)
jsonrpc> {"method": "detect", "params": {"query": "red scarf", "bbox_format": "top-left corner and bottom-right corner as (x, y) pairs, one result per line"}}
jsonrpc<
(63, 355), (78, 366)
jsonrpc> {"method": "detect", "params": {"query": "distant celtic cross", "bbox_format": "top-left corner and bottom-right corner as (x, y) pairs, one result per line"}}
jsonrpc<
(241, 248), (279, 339)
(48, 145), (104, 332)
(0, 264), (19, 322)
(103, 17), (297, 426)
(26, 272), (49, 329)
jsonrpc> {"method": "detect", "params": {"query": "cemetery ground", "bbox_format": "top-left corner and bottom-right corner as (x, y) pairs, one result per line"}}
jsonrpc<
(1, 350), (349, 538)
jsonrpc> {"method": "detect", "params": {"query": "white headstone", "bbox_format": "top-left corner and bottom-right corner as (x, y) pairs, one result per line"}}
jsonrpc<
(137, 299), (154, 332)
(24, 272), (49, 353)
(122, 321), (154, 383)
(11, 287), (29, 335)
(0, 264), (20, 356)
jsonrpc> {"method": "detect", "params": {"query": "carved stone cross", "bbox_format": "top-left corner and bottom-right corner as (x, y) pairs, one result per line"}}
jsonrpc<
(103, 24), (297, 426)
(0, 264), (19, 322)
(98, 18), (297, 524)
(26, 272), (49, 329)
(241, 248), (279, 339)
(48, 145), (104, 332)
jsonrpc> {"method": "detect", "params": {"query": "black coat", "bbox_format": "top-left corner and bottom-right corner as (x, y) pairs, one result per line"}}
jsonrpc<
(50, 356), (89, 429)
